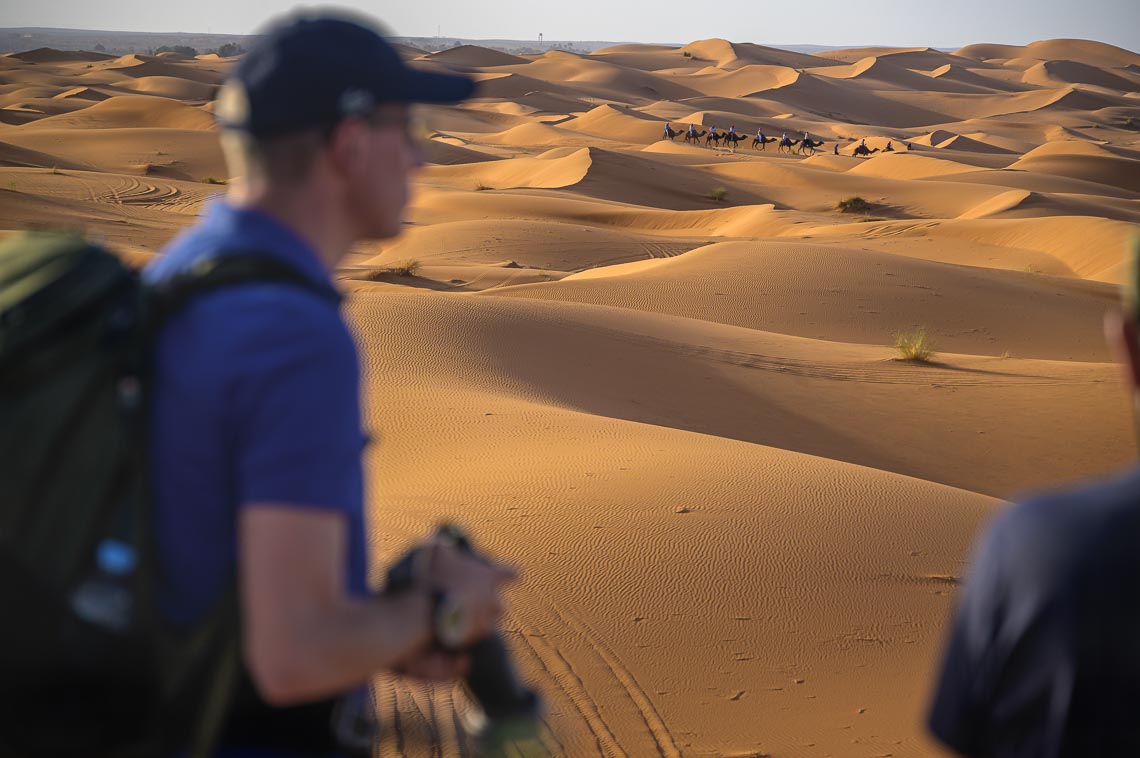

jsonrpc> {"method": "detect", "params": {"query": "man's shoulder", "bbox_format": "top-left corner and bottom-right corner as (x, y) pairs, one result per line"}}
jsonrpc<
(148, 247), (351, 377)
(992, 467), (1140, 581)
(1008, 467), (1140, 534)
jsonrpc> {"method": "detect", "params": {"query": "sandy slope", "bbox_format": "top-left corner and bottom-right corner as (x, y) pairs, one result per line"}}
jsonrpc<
(2, 34), (1137, 758)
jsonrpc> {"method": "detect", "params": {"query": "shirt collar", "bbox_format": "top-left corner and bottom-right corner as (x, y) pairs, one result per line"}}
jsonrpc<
(195, 200), (332, 286)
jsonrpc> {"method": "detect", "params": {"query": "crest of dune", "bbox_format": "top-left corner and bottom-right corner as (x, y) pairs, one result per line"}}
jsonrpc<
(1021, 59), (1140, 91)
(51, 86), (111, 101)
(679, 38), (839, 70)
(956, 38), (1140, 68)
(18, 95), (217, 131)
(115, 76), (217, 101)
(425, 45), (531, 67)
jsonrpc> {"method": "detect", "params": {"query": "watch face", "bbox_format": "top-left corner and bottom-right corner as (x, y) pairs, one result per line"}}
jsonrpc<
(436, 596), (468, 650)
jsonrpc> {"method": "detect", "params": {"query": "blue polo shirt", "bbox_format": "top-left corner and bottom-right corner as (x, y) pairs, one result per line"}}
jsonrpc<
(928, 466), (1140, 757)
(145, 201), (368, 626)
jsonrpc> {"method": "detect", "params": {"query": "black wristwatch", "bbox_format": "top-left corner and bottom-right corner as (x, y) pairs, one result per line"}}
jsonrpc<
(431, 589), (468, 651)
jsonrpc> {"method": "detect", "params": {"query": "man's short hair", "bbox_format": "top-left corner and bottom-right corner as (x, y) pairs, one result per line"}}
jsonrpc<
(220, 128), (326, 186)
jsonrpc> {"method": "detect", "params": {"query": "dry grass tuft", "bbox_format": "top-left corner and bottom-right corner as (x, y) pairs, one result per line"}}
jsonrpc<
(894, 327), (936, 363)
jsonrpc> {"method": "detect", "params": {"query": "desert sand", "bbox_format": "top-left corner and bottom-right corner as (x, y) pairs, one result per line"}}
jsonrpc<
(2, 36), (1138, 757)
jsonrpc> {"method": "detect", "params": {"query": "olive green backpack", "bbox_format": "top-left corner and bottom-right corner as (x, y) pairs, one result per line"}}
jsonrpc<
(0, 231), (338, 757)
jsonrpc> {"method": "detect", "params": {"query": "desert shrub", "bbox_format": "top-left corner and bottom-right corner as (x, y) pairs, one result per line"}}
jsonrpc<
(894, 327), (936, 363)
(389, 259), (420, 277)
(708, 186), (728, 203)
(837, 196), (871, 213)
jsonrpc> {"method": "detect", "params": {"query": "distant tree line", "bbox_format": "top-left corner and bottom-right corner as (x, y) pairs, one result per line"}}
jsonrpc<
(144, 42), (243, 57)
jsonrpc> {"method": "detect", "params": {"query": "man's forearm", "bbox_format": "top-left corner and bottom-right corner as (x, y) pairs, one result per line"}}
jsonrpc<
(248, 588), (434, 705)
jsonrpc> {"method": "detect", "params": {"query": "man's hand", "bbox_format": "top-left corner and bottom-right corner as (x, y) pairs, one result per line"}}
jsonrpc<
(429, 541), (518, 649)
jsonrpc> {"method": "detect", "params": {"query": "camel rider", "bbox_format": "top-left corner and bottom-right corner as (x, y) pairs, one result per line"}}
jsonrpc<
(834, 144), (839, 155)
(663, 122), (672, 138)
(688, 123), (697, 137)
(728, 125), (736, 137)
(709, 125), (718, 138)
(782, 131), (788, 141)
(804, 131), (809, 143)
(756, 126), (764, 140)
(886, 139), (893, 151)
(860, 138), (866, 147)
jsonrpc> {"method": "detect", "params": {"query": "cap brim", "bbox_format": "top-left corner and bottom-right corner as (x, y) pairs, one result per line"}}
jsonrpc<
(398, 68), (476, 104)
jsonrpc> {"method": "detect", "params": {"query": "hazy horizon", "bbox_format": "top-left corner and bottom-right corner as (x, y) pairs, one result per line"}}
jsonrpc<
(2, 0), (1137, 52)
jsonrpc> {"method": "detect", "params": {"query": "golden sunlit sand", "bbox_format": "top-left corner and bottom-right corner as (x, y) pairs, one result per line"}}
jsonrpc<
(2, 36), (1137, 757)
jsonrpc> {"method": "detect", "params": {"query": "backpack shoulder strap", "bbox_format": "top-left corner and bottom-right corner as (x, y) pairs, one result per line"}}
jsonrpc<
(146, 251), (343, 329)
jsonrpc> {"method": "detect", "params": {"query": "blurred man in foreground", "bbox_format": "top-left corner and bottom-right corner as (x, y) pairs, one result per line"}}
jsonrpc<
(146, 12), (517, 755)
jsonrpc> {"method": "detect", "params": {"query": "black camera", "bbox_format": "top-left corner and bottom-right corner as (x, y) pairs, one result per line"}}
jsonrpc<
(385, 524), (541, 725)
(333, 524), (542, 755)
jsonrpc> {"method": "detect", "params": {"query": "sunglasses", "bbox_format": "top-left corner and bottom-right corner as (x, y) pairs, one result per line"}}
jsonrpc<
(359, 107), (432, 146)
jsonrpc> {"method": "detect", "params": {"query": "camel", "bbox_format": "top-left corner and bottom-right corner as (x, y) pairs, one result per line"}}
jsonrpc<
(797, 138), (825, 155)
(752, 135), (777, 150)
(661, 124), (678, 141)
(683, 129), (707, 145)
(777, 136), (801, 153)
(705, 131), (725, 147)
(853, 144), (879, 157)
(722, 132), (749, 152)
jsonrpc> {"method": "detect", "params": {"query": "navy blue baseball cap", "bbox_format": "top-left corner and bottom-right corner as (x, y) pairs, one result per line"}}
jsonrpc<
(217, 12), (475, 138)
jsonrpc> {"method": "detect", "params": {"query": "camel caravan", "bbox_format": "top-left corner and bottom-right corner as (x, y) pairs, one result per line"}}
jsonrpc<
(661, 122), (909, 157)
(662, 122), (828, 155)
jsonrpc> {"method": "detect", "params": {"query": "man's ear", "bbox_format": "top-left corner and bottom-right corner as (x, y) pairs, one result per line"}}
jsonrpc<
(1105, 310), (1140, 391)
(326, 119), (362, 177)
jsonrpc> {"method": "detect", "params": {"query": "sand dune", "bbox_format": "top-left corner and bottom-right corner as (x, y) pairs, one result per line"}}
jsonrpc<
(1011, 147), (1140, 192)
(928, 62), (1033, 92)
(1021, 58), (1140, 91)
(349, 288), (1127, 754)
(467, 71), (582, 101)
(115, 75), (217, 101)
(681, 38), (839, 70)
(748, 70), (956, 127)
(485, 240), (1119, 360)
(957, 38), (1140, 68)
(500, 51), (703, 101)
(52, 85), (112, 101)
(820, 46), (976, 71)
(425, 45), (531, 68)
(17, 94), (216, 130)
(4, 36), (1137, 757)
(811, 55), (991, 96)
(94, 54), (224, 85)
